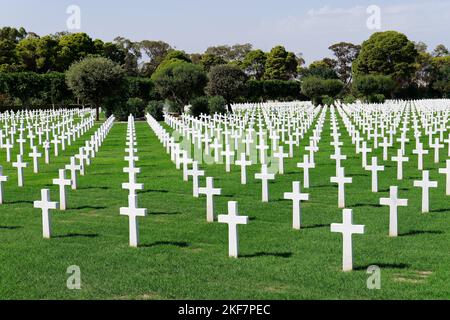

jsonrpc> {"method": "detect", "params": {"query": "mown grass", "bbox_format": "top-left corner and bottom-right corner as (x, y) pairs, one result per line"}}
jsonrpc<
(0, 111), (449, 300)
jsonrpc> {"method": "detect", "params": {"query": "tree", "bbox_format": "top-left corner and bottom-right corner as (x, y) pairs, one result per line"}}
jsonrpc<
(56, 33), (96, 71)
(432, 44), (449, 57)
(352, 31), (418, 88)
(301, 76), (344, 105)
(242, 49), (267, 80)
(264, 46), (298, 80)
(114, 37), (141, 76)
(205, 43), (252, 63)
(200, 53), (226, 72)
(206, 64), (247, 111)
(353, 74), (395, 101)
(151, 60), (207, 112)
(66, 57), (126, 120)
(299, 60), (338, 80)
(328, 42), (360, 84)
(139, 40), (172, 76)
(15, 35), (58, 73)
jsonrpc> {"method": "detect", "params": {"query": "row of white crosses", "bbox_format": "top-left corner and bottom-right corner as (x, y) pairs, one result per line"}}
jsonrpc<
(33, 115), (115, 239)
(1, 109), (96, 191)
(120, 115), (147, 247)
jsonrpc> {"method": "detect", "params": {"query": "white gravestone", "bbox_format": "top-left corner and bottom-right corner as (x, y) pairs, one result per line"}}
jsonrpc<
(379, 186), (408, 237)
(255, 164), (275, 202)
(198, 177), (221, 222)
(52, 169), (71, 210)
(0, 166), (8, 204)
(218, 201), (249, 258)
(438, 160), (450, 196)
(283, 181), (309, 230)
(34, 189), (59, 239)
(330, 167), (352, 208)
(413, 170), (438, 213)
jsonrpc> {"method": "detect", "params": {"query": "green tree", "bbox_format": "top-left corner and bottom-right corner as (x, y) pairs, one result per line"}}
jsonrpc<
(56, 33), (96, 71)
(353, 74), (395, 101)
(200, 53), (226, 72)
(206, 64), (247, 111)
(264, 45), (298, 80)
(301, 76), (344, 105)
(66, 57), (126, 120)
(113, 37), (141, 76)
(139, 40), (172, 76)
(151, 60), (207, 112)
(241, 49), (267, 80)
(299, 60), (338, 80)
(352, 31), (418, 89)
(328, 42), (360, 84)
(432, 44), (449, 57)
(205, 43), (252, 63)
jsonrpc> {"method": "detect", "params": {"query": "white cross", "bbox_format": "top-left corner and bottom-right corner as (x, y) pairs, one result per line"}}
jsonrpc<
(359, 141), (372, 168)
(297, 154), (315, 188)
(255, 164), (275, 202)
(274, 146), (288, 174)
(198, 177), (221, 222)
(235, 152), (252, 184)
(187, 161), (205, 197)
(379, 137), (391, 161)
(51, 136), (59, 156)
(12, 154), (27, 187)
(29, 146), (42, 173)
(43, 140), (50, 164)
(438, 160), (450, 196)
(221, 144), (235, 172)
(365, 157), (384, 192)
(120, 194), (147, 248)
(413, 170), (438, 213)
(65, 156), (81, 190)
(52, 169), (71, 210)
(211, 138), (223, 163)
(283, 181), (309, 230)
(34, 189), (59, 239)
(0, 166), (8, 204)
(380, 186), (408, 237)
(330, 167), (352, 208)
(330, 148), (347, 176)
(331, 209), (365, 272)
(412, 142), (428, 171)
(391, 149), (409, 180)
(4, 139), (13, 162)
(430, 138), (444, 163)
(218, 201), (249, 258)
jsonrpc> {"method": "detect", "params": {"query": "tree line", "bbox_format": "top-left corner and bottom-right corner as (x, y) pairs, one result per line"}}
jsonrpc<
(0, 26), (449, 118)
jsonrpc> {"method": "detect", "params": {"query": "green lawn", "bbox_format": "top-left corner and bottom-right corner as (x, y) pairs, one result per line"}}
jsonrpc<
(0, 111), (449, 300)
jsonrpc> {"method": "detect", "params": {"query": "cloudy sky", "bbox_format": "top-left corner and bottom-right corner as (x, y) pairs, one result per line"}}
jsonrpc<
(1, 0), (449, 63)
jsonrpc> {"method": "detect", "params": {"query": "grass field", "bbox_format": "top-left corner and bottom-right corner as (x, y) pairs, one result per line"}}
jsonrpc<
(0, 111), (449, 300)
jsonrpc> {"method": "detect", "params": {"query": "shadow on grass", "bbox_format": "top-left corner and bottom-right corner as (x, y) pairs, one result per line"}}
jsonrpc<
(72, 205), (107, 210)
(302, 224), (328, 229)
(4, 200), (34, 205)
(354, 263), (410, 271)
(240, 252), (293, 259)
(78, 186), (110, 190)
(0, 225), (23, 230)
(352, 203), (383, 208)
(430, 208), (450, 213)
(379, 188), (409, 193)
(399, 230), (443, 236)
(150, 211), (182, 215)
(54, 233), (100, 239)
(141, 241), (190, 248)
(138, 189), (169, 194)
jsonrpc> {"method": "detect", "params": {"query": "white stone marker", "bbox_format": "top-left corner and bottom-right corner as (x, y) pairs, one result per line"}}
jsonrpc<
(274, 146), (288, 174)
(413, 170), (438, 213)
(365, 157), (384, 192)
(283, 181), (309, 230)
(187, 161), (205, 197)
(391, 149), (409, 180)
(255, 164), (275, 202)
(297, 154), (315, 188)
(331, 209), (365, 272)
(379, 186), (408, 237)
(12, 155), (27, 187)
(0, 166), (8, 204)
(412, 142), (428, 171)
(218, 201), (249, 258)
(65, 157), (81, 190)
(52, 169), (71, 210)
(34, 189), (59, 239)
(431, 138), (443, 163)
(120, 195), (147, 248)
(438, 160), (450, 196)
(198, 177), (221, 222)
(29, 146), (42, 173)
(221, 144), (235, 172)
(235, 152), (251, 184)
(330, 167), (352, 208)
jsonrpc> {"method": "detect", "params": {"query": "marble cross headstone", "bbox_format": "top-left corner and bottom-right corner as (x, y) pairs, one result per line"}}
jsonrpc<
(34, 189), (59, 239)
(365, 157), (384, 192)
(0, 166), (8, 204)
(330, 167), (352, 208)
(12, 155), (27, 187)
(413, 170), (438, 213)
(379, 186), (408, 237)
(438, 160), (450, 196)
(283, 181), (309, 230)
(255, 164), (275, 202)
(235, 152), (251, 185)
(198, 177), (221, 222)
(218, 201), (249, 258)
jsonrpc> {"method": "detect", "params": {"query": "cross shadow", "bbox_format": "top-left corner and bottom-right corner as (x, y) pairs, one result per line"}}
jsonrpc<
(140, 241), (190, 248)
(72, 205), (107, 210)
(430, 208), (450, 213)
(314, 184), (337, 188)
(54, 233), (99, 239)
(79, 186), (110, 190)
(399, 230), (443, 237)
(350, 174), (369, 177)
(150, 211), (182, 215)
(138, 189), (169, 194)
(352, 203), (383, 208)
(240, 252), (293, 259)
(0, 225), (23, 230)
(378, 188), (409, 193)
(4, 200), (33, 205)
(354, 263), (410, 271)
(302, 223), (328, 229)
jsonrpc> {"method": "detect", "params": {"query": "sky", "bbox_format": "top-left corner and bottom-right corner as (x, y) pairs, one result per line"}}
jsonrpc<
(1, 0), (449, 64)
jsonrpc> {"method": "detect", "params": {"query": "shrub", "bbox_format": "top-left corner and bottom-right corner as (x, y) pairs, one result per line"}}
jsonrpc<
(190, 96), (209, 117)
(322, 95), (335, 106)
(342, 95), (357, 104)
(146, 100), (165, 121)
(353, 75), (395, 101)
(126, 97), (146, 118)
(208, 96), (227, 114)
